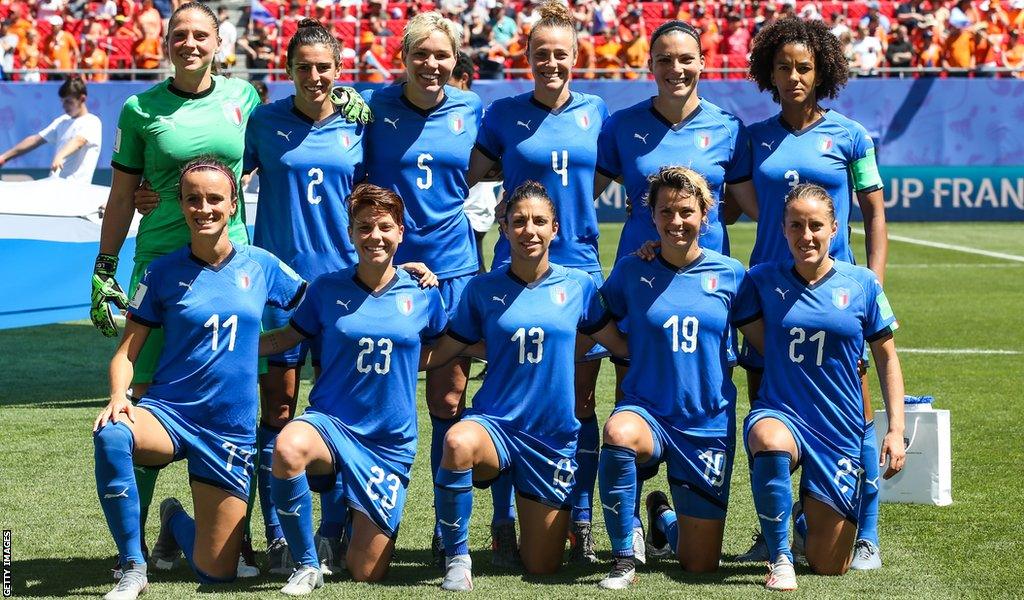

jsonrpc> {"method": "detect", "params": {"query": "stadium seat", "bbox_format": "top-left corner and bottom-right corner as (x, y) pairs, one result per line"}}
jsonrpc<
(386, 19), (408, 37)
(282, 17), (299, 39)
(36, 20), (54, 44)
(819, 1), (846, 20)
(846, 1), (868, 21)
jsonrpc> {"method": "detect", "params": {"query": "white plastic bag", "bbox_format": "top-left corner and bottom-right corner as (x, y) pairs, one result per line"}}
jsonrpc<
(874, 397), (952, 506)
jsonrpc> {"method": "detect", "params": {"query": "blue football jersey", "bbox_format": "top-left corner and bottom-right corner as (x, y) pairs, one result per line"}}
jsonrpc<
(747, 110), (883, 267)
(448, 264), (609, 450)
(477, 92), (608, 271)
(244, 98), (365, 280)
(733, 261), (898, 452)
(601, 251), (745, 435)
(290, 267), (447, 463)
(127, 244), (305, 443)
(361, 85), (482, 279)
(597, 98), (752, 261)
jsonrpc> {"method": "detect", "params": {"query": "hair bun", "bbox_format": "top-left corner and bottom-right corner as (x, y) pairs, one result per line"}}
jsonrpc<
(297, 17), (323, 29)
(538, 0), (571, 22)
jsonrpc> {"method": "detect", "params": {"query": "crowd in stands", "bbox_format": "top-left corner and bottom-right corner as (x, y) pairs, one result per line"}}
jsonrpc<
(1, 0), (1022, 81)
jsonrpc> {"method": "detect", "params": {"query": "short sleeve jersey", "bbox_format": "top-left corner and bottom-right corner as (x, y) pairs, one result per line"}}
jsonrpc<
(476, 92), (609, 272)
(448, 264), (609, 450)
(290, 268), (447, 463)
(601, 251), (745, 435)
(127, 243), (305, 444)
(38, 112), (102, 182)
(361, 85), (482, 279)
(732, 261), (897, 452)
(112, 76), (260, 261)
(597, 98), (752, 261)
(747, 110), (883, 267)
(244, 97), (365, 281)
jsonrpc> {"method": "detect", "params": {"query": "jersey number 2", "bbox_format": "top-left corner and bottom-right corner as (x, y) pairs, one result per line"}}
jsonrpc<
(307, 167), (324, 205)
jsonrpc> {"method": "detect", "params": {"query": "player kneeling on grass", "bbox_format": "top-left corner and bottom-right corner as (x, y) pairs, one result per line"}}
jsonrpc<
(595, 166), (753, 589)
(93, 157), (306, 600)
(732, 184), (906, 591)
(420, 181), (629, 591)
(256, 184), (446, 595)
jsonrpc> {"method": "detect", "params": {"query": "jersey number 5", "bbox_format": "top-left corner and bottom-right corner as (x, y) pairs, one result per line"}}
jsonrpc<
(416, 153), (433, 190)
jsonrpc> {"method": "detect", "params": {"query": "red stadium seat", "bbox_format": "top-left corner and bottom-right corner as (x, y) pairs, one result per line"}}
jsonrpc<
(333, 19), (357, 40)
(102, 36), (134, 69)
(281, 17), (299, 39)
(386, 19), (407, 37)
(846, 1), (868, 21)
(819, 1), (846, 21)
(36, 20), (54, 43)
(641, 2), (668, 21)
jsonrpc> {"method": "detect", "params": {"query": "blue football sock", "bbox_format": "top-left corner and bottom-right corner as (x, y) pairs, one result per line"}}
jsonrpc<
(270, 473), (318, 568)
(598, 444), (637, 558)
(256, 423), (283, 543)
(751, 451), (793, 562)
(434, 467), (473, 557)
(94, 422), (145, 564)
(655, 507), (679, 554)
(571, 416), (599, 523)
(490, 473), (516, 526)
(316, 472), (347, 539)
(858, 422), (880, 545)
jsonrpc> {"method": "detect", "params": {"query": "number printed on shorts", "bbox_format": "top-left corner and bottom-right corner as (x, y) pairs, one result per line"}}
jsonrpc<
(307, 167), (324, 205)
(698, 449), (727, 488)
(833, 457), (864, 498)
(204, 314), (238, 351)
(511, 326), (544, 364)
(788, 327), (826, 366)
(549, 457), (575, 491)
(356, 337), (394, 374)
(221, 442), (254, 486)
(416, 153), (433, 190)
(366, 465), (401, 510)
(663, 315), (699, 353)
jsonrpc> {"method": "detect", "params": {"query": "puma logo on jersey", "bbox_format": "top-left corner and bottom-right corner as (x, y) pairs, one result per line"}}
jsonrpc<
(601, 502), (620, 515)
(517, 120), (531, 130)
(178, 281), (192, 291)
(775, 287), (789, 300)
(336, 299), (351, 310)
(640, 276), (655, 288)
(761, 140), (775, 151)
(492, 294), (507, 305)
(439, 518), (462, 530)
(758, 511), (785, 523)
(634, 132), (649, 144)
(276, 130), (292, 142)
(276, 508), (301, 517)
(103, 487), (129, 499)
(384, 117), (399, 129)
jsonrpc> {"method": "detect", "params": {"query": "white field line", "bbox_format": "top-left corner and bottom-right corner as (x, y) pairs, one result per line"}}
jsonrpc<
(851, 229), (1024, 263)
(901, 348), (1022, 355)
(888, 263), (1022, 268)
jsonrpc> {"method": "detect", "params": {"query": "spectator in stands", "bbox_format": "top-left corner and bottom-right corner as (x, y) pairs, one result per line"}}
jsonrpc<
(719, 14), (750, 72)
(943, 16), (975, 75)
(594, 29), (623, 78)
(98, 0), (119, 20)
(830, 11), (851, 38)
(1004, 29), (1024, 76)
(518, 0), (541, 34)
(593, 0), (619, 35)
(132, 23), (163, 78)
(240, 24), (276, 79)
(216, 6), (238, 69)
(917, 28), (944, 70)
(113, 14), (140, 38)
(48, 18), (81, 79)
(619, 8), (647, 79)
(19, 28), (42, 82)
(37, 0), (66, 22)
(359, 30), (393, 82)
(798, 3), (822, 21)
(82, 37), (110, 82)
(0, 77), (102, 182)
(755, 4), (777, 34)
(859, 1), (892, 34)
(136, 0), (163, 40)
(489, 3), (517, 46)
(851, 25), (883, 75)
(886, 24), (914, 73)
(572, 0), (594, 33)
(506, 30), (532, 77)
(949, 0), (978, 30)
(250, 78), (270, 104)
(895, 0), (928, 32)
(0, 21), (18, 81)
(575, 28), (596, 78)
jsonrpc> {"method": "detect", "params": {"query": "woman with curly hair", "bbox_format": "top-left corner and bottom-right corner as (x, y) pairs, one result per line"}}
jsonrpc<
(736, 16), (890, 574)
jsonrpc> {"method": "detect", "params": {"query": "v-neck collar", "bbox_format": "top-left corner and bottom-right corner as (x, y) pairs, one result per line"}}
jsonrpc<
(505, 265), (553, 289)
(188, 245), (237, 272)
(778, 110), (828, 136)
(656, 251), (706, 273)
(352, 270), (400, 298)
(649, 97), (703, 132)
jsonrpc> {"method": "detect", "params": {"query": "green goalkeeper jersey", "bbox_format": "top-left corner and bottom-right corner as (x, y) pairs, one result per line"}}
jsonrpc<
(111, 75), (260, 262)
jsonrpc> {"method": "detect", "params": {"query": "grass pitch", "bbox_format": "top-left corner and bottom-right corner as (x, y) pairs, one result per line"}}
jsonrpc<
(1, 222), (1022, 599)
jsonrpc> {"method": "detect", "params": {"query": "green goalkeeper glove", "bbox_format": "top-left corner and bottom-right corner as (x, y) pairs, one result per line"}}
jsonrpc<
(91, 253), (129, 338)
(330, 86), (373, 125)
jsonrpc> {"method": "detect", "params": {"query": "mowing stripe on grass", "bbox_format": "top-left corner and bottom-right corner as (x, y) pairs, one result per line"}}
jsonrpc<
(902, 348), (1022, 355)
(852, 230), (1024, 263)
(889, 263), (1023, 269)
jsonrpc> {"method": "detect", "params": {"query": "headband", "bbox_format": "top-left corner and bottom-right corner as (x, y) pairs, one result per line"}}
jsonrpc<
(650, 20), (702, 53)
(180, 161), (238, 202)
